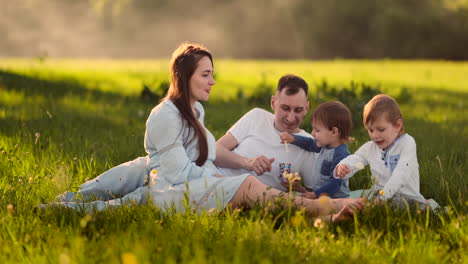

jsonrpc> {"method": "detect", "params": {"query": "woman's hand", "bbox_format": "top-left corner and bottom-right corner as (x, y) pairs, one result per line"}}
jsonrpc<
(335, 164), (350, 178)
(279, 132), (295, 144)
(246, 156), (275, 176)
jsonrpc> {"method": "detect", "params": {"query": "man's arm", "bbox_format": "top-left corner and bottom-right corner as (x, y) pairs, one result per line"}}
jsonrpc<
(215, 133), (274, 175)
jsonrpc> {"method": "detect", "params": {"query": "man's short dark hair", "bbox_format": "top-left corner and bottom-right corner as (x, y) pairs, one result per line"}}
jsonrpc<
(277, 74), (308, 96)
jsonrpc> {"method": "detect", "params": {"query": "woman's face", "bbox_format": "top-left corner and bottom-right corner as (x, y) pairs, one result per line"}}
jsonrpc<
(189, 56), (215, 103)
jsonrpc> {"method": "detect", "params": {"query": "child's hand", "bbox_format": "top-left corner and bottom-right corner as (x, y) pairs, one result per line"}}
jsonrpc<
(335, 164), (350, 178)
(279, 132), (295, 144)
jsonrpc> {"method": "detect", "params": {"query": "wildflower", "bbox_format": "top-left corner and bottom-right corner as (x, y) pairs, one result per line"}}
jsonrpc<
(291, 210), (306, 228)
(150, 169), (158, 176)
(59, 253), (70, 264)
(313, 218), (326, 229)
(285, 172), (301, 182)
(6, 204), (14, 214)
(379, 190), (385, 196)
(34, 132), (40, 144)
(207, 208), (217, 215)
(318, 195), (330, 205)
(121, 252), (138, 264)
(80, 214), (93, 228)
(355, 162), (364, 170)
(28, 177), (33, 183)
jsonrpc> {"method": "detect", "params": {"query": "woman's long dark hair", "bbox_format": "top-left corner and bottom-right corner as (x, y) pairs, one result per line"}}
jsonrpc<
(165, 43), (213, 166)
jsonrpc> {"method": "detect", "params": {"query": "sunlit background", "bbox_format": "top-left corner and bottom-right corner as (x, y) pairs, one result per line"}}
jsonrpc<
(1, 0), (468, 59)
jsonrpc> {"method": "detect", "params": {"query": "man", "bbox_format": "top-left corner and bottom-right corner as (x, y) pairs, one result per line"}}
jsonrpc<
(215, 74), (321, 192)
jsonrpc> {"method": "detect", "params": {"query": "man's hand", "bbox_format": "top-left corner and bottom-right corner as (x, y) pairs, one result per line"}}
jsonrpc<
(335, 164), (350, 178)
(279, 132), (295, 144)
(247, 156), (275, 176)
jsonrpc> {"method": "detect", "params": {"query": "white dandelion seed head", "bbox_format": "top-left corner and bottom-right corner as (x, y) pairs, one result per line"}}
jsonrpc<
(355, 162), (364, 170)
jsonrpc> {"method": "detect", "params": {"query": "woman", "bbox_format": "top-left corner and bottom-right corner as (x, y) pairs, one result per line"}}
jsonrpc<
(51, 43), (363, 221)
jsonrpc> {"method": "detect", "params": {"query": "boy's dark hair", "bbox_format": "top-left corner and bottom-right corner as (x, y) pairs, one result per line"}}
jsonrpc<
(312, 101), (353, 142)
(277, 74), (308, 96)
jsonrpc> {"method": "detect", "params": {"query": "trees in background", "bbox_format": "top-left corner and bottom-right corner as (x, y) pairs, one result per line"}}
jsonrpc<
(1, 0), (467, 59)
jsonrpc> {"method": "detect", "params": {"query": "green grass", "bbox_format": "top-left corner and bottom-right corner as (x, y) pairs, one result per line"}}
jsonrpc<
(0, 59), (467, 263)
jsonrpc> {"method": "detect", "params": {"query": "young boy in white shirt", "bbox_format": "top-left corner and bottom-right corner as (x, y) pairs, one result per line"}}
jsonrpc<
(335, 94), (438, 209)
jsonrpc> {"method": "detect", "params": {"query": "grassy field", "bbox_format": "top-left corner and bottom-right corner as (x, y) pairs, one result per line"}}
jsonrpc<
(0, 59), (467, 263)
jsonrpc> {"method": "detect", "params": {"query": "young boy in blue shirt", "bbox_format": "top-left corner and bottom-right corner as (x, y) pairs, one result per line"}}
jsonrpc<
(280, 101), (353, 199)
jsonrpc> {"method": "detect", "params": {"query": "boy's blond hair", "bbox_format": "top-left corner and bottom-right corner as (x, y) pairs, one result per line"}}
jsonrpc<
(312, 101), (353, 143)
(363, 94), (405, 134)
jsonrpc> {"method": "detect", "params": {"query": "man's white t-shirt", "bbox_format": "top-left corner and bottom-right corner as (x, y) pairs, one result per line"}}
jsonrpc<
(218, 108), (319, 192)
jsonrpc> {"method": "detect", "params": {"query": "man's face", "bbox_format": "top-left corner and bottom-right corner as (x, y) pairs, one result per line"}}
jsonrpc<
(271, 88), (309, 133)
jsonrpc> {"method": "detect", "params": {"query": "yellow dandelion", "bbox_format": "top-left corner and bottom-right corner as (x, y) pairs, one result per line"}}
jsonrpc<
(150, 169), (158, 176)
(28, 177), (33, 183)
(6, 204), (14, 214)
(59, 253), (70, 264)
(291, 211), (306, 228)
(318, 195), (330, 205)
(379, 190), (385, 196)
(80, 214), (93, 228)
(121, 252), (138, 264)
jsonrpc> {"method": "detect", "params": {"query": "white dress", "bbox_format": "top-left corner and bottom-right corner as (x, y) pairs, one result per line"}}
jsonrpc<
(53, 100), (248, 213)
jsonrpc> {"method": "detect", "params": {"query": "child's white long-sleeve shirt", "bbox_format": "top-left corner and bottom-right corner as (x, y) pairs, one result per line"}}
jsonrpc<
(335, 134), (426, 202)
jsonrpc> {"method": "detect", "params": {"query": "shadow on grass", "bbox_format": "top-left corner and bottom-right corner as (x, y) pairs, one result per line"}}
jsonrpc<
(0, 69), (136, 103)
(0, 70), (150, 162)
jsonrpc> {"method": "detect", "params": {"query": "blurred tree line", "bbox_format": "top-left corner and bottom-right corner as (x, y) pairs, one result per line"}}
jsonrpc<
(1, 0), (467, 59)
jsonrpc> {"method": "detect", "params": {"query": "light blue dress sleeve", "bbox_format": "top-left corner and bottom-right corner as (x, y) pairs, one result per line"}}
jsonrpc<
(145, 102), (213, 185)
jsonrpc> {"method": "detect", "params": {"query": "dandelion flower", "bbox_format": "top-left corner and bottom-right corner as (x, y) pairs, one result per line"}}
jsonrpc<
(318, 195), (330, 205)
(121, 252), (138, 264)
(207, 208), (217, 215)
(6, 204), (14, 214)
(379, 190), (385, 196)
(59, 253), (70, 264)
(150, 169), (158, 176)
(34, 132), (40, 144)
(291, 211), (305, 228)
(313, 218), (325, 229)
(355, 162), (364, 170)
